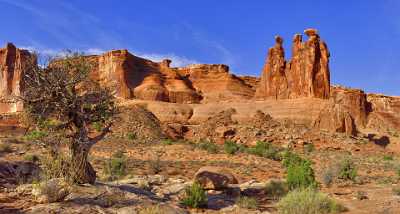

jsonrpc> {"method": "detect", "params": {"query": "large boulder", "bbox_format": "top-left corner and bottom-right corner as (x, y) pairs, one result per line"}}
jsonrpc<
(194, 166), (238, 190)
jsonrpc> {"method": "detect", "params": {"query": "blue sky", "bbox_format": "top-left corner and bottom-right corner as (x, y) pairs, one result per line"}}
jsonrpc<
(0, 0), (399, 95)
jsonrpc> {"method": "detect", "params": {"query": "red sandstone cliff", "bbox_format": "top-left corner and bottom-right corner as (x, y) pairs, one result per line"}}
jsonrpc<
(0, 43), (34, 113)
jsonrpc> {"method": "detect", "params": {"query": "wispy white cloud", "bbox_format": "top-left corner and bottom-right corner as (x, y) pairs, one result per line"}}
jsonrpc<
(137, 53), (199, 67)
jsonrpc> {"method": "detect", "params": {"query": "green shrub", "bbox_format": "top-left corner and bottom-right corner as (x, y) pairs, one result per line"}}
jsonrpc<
(197, 140), (219, 154)
(126, 132), (136, 140)
(265, 180), (288, 200)
(104, 150), (127, 180)
(383, 155), (394, 161)
(236, 196), (258, 209)
(92, 122), (103, 132)
(0, 143), (12, 153)
(161, 139), (174, 145)
(24, 154), (40, 162)
(24, 130), (48, 141)
(278, 188), (346, 214)
(247, 141), (281, 160)
(286, 159), (317, 190)
(338, 157), (357, 181)
(224, 140), (239, 155)
(40, 154), (71, 181)
(282, 151), (304, 168)
(181, 182), (207, 208)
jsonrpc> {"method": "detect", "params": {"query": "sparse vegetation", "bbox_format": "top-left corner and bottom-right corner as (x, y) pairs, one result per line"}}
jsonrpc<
(265, 180), (288, 200)
(282, 151), (317, 190)
(338, 157), (357, 181)
(40, 154), (71, 181)
(104, 150), (127, 181)
(392, 187), (400, 196)
(278, 188), (346, 214)
(139, 205), (165, 214)
(246, 141), (281, 160)
(197, 139), (219, 154)
(23, 130), (48, 141)
(236, 196), (258, 209)
(322, 167), (335, 187)
(162, 139), (174, 145)
(24, 154), (40, 162)
(286, 159), (317, 190)
(181, 182), (207, 208)
(33, 179), (70, 203)
(149, 150), (163, 174)
(224, 140), (239, 155)
(383, 155), (394, 161)
(126, 132), (136, 140)
(0, 143), (12, 153)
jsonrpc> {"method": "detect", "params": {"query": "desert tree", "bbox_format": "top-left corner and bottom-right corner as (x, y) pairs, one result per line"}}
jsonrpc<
(14, 52), (115, 184)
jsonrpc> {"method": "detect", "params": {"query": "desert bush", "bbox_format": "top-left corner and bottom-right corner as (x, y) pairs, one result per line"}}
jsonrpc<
(181, 182), (207, 208)
(23, 130), (48, 141)
(277, 188), (346, 214)
(24, 154), (40, 162)
(126, 132), (136, 140)
(139, 205), (165, 214)
(337, 157), (357, 181)
(104, 150), (127, 180)
(322, 167), (335, 187)
(392, 187), (400, 196)
(383, 155), (394, 161)
(33, 179), (70, 203)
(286, 159), (317, 190)
(197, 139), (219, 154)
(162, 139), (174, 146)
(149, 150), (164, 174)
(236, 196), (258, 209)
(282, 151), (304, 168)
(265, 180), (288, 200)
(40, 154), (71, 181)
(0, 143), (12, 153)
(247, 141), (281, 160)
(224, 140), (239, 155)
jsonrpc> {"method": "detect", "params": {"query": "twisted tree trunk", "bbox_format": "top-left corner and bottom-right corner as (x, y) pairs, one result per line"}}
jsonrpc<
(70, 141), (96, 184)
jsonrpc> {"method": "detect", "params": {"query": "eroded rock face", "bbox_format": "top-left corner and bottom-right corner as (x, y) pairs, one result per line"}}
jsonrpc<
(256, 29), (330, 99)
(0, 43), (34, 113)
(92, 51), (254, 104)
(175, 64), (255, 102)
(366, 94), (400, 132)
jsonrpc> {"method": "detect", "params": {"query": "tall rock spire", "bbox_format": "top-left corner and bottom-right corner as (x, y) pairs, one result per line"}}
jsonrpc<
(256, 28), (331, 100)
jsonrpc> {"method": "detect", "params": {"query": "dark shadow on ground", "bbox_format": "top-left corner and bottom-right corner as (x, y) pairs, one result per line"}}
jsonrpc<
(368, 134), (390, 148)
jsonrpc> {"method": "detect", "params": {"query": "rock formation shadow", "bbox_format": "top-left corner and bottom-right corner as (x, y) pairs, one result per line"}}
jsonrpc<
(367, 134), (390, 148)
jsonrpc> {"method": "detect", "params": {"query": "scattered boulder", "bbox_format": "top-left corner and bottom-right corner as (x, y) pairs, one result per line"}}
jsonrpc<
(194, 166), (238, 190)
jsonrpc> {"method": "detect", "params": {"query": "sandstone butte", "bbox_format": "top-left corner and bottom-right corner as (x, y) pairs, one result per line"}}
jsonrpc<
(0, 29), (399, 137)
